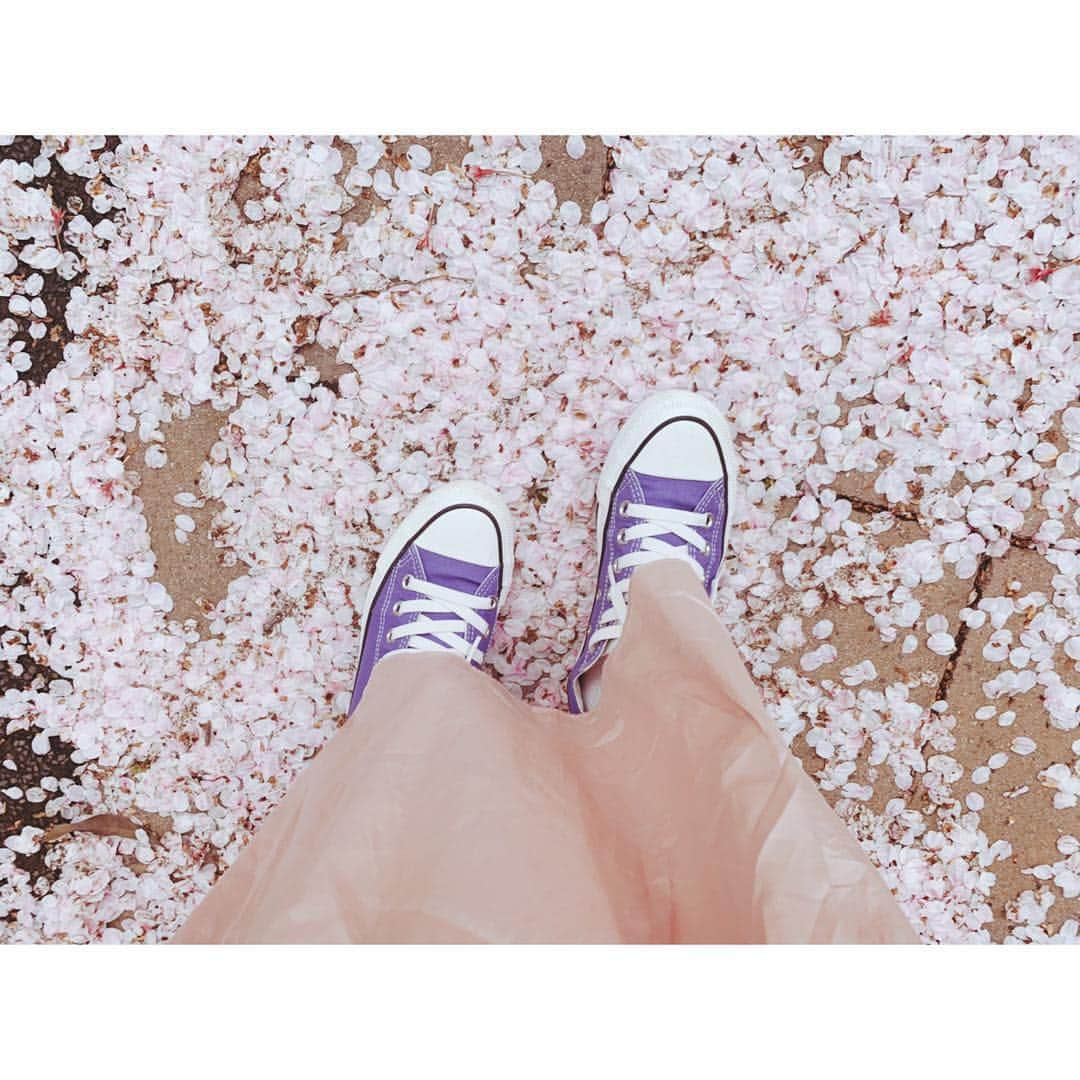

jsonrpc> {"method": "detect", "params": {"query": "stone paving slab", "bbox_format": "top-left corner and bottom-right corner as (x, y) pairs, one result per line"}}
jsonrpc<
(297, 135), (608, 235)
(534, 136), (608, 213)
(764, 509), (973, 811)
(123, 404), (246, 628)
(298, 343), (353, 390)
(945, 546), (1080, 936)
(808, 515), (973, 709)
(763, 483), (1079, 938)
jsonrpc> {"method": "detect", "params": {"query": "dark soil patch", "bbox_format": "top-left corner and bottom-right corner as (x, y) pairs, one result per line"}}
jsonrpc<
(1, 572), (83, 890)
(1, 136), (120, 387)
(1, 724), (81, 884)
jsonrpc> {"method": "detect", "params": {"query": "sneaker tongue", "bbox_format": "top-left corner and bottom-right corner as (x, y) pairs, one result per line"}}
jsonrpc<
(627, 470), (714, 553)
(414, 546), (494, 593)
(631, 470), (713, 513)
(409, 546), (496, 651)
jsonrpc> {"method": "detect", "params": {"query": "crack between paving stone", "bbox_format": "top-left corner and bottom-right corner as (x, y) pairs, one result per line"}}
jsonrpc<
(933, 551), (995, 704)
(842, 492), (921, 523)
(842, 493), (1049, 554)
(905, 551), (995, 810)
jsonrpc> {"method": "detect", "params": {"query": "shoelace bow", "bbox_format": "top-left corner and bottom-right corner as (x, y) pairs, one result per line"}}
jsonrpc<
(388, 574), (495, 663)
(587, 500), (713, 651)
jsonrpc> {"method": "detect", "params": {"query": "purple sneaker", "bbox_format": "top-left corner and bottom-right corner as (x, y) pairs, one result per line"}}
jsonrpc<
(348, 481), (514, 715)
(567, 390), (737, 713)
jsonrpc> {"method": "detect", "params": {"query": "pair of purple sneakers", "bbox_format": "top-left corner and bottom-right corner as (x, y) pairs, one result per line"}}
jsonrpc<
(348, 390), (736, 716)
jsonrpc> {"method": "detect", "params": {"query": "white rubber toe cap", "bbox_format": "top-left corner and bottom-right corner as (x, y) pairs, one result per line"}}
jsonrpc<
(414, 506), (501, 566)
(631, 418), (724, 482)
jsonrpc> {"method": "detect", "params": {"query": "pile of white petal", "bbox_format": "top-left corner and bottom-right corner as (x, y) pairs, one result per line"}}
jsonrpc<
(1, 136), (1078, 943)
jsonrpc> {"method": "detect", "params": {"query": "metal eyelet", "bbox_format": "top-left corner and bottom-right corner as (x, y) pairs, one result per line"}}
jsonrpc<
(703, 542), (711, 556)
(487, 597), (497, 609)
(617, 529), (627, 544)
(392, 601), (402, 615)
(704, 513), (714, 527)
(619, 501), (630, 516)
(385, 631), (394, 643)
(402, 575), (413, 589)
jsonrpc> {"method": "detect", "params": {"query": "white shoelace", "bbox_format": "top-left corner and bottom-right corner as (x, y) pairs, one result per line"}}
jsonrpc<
(387, 574), (496, 663)
(587, 500), (713, 651)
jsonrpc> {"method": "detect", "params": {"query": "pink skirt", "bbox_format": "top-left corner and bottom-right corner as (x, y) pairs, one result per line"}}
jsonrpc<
(173, 562), (917, 944)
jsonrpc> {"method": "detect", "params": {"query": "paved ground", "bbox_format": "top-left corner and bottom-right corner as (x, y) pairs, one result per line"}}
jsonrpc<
(1, 136), (1078, 942)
